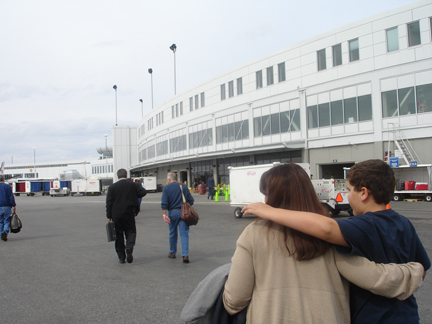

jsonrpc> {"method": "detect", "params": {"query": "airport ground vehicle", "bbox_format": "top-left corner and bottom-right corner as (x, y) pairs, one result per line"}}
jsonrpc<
(311, 178), (353, 216)
(49, 180), (71, 197)
(392, 164), (432, 202)
(71, 177), (102, 196)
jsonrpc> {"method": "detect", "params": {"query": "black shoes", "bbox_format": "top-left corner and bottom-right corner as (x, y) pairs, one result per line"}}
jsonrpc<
(119, 259), (126, 264)
(126, 248), (133, 263)
(183, 256), (189, 263)
(1, 232), (7, 241)
(168, 253), (176, 259)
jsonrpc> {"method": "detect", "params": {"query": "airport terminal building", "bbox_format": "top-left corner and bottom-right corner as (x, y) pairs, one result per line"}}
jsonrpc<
(114, 0), (432, 186)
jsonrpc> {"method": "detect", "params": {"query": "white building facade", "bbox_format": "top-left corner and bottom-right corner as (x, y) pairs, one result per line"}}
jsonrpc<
(114, 0), (432, 186)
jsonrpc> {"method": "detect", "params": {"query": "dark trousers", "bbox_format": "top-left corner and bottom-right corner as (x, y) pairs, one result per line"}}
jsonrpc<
(113, 211), (136, 261)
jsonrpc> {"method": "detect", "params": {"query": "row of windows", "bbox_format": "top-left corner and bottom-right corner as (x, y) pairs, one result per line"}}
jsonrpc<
(148, 118), (154, 131)
(92, 165), (113, 174)
(172, 102), (183, 118)
(156, 112), (164, 126)
(307, 95), (372, 129)
(386, 20), (426, 52)
(189, 128), (212, 149)
(221, 78), (243, 100)
(317, 38), (359, 71)
(189, 92), (205, 112)
(156, 140), (168, 156)
(256, 62), (286, 89)
(216, 120), (249, 143)
(382, 83), (432, 117)
(5, 164), (68, 170)
(170, 135), (187, 153)
(253, 109), (301, 137)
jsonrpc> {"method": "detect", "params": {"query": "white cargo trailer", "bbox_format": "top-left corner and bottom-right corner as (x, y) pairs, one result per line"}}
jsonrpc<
(311, 179), (353, 216)
(229, 163), (311, 218)
(143, 177), (157, 192)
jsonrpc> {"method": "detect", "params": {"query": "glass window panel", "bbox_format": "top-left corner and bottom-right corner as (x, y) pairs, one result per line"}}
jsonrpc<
(332, 44), (342, 66)
(235, 121), (241, 140)
(220, 84), (226, 100)
(358, 95), (373, 121)
(176, 104), (179, 117)
(241, 120), (249, 139)
(228, 81), (234, 98)
(228, 123), (235, 142)
(280, 111), (290, 133)
(237, 78), (243, 95)
(189, 97), (193, 111)
(344, 98), (357, 123)
(290, 109), (300, 131)
(386, 27), (399, 52)
(398, 87), (415, 115)
(318, 103), (330, 127)
(207, 128), (212, 146)
(189, 134), (193, 149)
(180, 102), (183, 115)
(317, 49), (326, 71)
(256, 70), (263, 89)
(216, 126), (222, 144)
(200, 92), (205, 107)
(253, 117), (262, 137)
(270, 113), (280, 134)
(195, 95), (199, 110)
(408, 21), (421, 47)
(416, 83), (432, 114)
(381, 90), (398, 117)
(222, 124), (228, 143)
(267, 66), (274, 86)
(331, 100), (343, 125)
(307, 105), (318, 129)
(278, 62), (286, 82)
(172, 106), (174, 118)
(262, 115), (271, 136)
(349, 39), (359, 62)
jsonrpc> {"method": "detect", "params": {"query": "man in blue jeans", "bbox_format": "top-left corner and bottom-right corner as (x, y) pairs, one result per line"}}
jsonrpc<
(206, 174), (215, 200)
(0, 174), (16, 242)
(161, 173), (194, 263)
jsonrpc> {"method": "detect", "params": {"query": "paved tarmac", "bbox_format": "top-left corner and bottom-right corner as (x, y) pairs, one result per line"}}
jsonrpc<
(1, 192), (431, 323)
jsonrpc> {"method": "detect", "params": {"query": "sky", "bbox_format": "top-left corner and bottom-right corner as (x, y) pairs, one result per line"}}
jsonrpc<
(0, 0), (419, 165)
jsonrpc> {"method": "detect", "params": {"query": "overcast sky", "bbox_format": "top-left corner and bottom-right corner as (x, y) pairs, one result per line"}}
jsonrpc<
(0, 0), (418, 165)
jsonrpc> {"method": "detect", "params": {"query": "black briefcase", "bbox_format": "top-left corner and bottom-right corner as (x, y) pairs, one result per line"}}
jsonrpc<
(106, 221), (117, 242)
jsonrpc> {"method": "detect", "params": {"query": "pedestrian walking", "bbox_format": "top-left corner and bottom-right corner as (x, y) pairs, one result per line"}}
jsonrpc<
(0, 174), (16, 242)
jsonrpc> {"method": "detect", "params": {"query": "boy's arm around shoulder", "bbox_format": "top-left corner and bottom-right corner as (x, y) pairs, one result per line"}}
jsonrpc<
(335, 250), (424, 300)
(242, 203), (349, 247)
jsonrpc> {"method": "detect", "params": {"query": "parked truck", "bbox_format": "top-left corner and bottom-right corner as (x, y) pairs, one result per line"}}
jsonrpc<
(311, 178), (353, 216)
(392, 164), (432, 202)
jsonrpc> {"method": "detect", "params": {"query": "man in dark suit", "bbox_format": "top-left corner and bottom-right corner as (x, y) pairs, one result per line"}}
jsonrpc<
(106, 169), (147, 264)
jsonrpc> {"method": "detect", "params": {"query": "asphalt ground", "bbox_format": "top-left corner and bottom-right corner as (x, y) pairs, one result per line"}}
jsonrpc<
(1, 192), (431, 324)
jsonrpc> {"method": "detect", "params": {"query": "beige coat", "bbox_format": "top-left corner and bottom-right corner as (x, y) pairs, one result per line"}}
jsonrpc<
(223, 220), (423, 324)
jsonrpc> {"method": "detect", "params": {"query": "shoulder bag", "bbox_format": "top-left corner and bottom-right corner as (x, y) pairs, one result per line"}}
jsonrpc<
(180, 184), (199, 226)
(10, 212), (23, 234)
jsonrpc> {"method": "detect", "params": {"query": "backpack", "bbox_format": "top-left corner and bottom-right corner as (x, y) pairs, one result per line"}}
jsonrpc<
(10, 212), (23, 233)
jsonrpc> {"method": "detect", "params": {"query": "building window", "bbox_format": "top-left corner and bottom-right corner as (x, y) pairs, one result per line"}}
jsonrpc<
(200, 92), (205, 107)
(221, 84), (226, 100)
(349, 38), (359, 62)
(237, 78), (243, 95)
(344, 98), (357, 123)
(386, 27), (399, 52)
(195, 94), (199, 110)
(176, 104), (179, 117)
(382, 90), (398, 118)
(330, 100), (343, 125)
(253, 117), (262, 137)
(317, 49), (326, 71)
(172, 106), (174, 119)
(358, 95), (372, 121)
(189, 97), (193, 112)
(398, 87), (415, 115)
(256, 70), (263, 89)
(278, 62), (286, 82)
(407, 21), (421, 47)
(266, 66), (274, 86)
(228, 81), (234, 98)
(332, 44), (342, 66)
(308, 105), (318, 129)
(318, 103), (330, 127)
(180, 102), (183, 115)
(270, 113), (280, 134)
(416, 83), (432, 114)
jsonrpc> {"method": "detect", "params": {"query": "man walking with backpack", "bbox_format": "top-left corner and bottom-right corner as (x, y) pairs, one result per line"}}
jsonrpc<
(0, 174), (16, 242)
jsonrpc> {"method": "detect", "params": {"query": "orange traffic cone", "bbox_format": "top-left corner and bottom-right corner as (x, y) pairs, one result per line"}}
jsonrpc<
(386, 203), (391, 210)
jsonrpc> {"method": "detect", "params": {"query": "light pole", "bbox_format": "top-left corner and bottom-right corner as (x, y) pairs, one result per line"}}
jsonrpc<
(104, 134), (108, 173)
(113, 85), (118, 126)
(169, 44), (177, 95)
(139, 99), (143, 118)
(32, 147), (36, 178)
(148, 68), (154, 109)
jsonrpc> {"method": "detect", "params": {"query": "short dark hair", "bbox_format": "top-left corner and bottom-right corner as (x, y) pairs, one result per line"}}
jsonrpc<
(346, 159), (395, 204)
(117, 169), (128, 179)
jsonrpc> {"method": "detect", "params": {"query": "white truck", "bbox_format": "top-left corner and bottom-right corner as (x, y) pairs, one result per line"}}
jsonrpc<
(49, 180), (71, 197)
(142, 177), (157, 192)
(392, 164), (432, 202)
(71, 178), (102, 196)
(311, 178), (353, 216)
(229, 163), (311, 218)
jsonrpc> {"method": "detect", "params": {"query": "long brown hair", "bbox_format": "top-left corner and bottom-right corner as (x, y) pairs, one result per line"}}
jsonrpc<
(259, 163), (330, 261)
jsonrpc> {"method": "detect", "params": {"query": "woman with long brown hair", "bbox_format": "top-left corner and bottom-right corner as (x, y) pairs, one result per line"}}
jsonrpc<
(222, 164), (423, 323)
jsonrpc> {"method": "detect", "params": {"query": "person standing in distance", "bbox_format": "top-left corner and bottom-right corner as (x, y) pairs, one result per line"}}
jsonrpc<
(206, 174), (215, 200)
(161, 172), (194, 263)
(106, 169), (147, 264)
(0, 175), (16, 242)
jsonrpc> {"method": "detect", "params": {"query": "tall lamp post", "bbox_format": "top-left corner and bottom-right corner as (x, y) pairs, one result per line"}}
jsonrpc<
(32, 147), (36, 178)
(113, 85), (118, 126)
(139, 99), (143, 118)
(169, 44), (177, 95)
(148, 68), (154, 109)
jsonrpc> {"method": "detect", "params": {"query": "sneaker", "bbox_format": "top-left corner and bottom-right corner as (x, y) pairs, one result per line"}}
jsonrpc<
(1, 232), (7, 241)
(183, 256), (189, 263)
(168, 253), (176, 259)
(126, 248), (133, 263)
